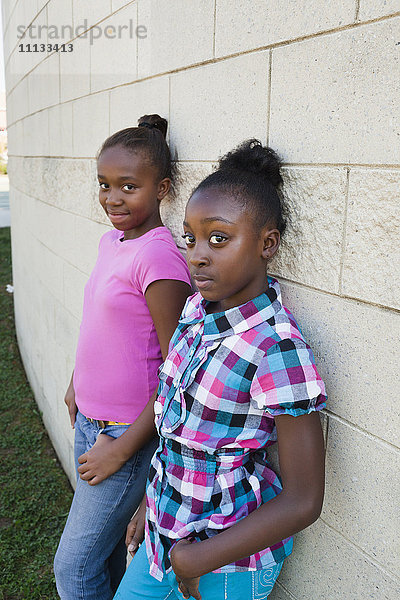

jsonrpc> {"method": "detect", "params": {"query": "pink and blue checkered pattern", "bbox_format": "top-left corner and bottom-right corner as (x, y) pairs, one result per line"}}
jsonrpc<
(145, 278), (326, 581)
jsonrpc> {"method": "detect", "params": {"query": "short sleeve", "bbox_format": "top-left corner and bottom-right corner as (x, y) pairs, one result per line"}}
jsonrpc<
(250, 337), (326, 417)
(133, 239), (191, 293)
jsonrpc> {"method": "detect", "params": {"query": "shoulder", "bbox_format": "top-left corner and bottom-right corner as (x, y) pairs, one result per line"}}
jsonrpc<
(138, 228), (185, 260)
(99, 227), (119, 245)
(133, 228), (191, 288)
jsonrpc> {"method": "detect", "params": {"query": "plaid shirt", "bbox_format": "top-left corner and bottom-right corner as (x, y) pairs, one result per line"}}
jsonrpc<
(145, 278), (326, 581)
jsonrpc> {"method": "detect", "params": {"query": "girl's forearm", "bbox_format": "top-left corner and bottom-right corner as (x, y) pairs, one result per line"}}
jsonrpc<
(113, 391), (158, 462)
(172, 490), (321, 580)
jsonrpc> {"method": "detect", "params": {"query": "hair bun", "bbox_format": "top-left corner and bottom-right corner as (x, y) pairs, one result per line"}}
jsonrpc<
(218, 139), (282, 188)
(138, 114), (168, 139)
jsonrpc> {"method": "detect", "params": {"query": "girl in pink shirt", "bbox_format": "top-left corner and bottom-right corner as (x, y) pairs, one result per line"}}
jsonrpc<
(54, 114), (192, 600)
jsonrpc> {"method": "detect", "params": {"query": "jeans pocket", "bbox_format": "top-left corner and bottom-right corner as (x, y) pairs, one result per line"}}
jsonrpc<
(253, 563), (283, 599)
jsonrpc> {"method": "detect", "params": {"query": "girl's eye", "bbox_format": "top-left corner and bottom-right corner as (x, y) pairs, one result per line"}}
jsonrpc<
(99, 182), (109, 190)
(123, 184), (136, 191)
(209, 234), (227, 244)
(182, 233), (195, 246)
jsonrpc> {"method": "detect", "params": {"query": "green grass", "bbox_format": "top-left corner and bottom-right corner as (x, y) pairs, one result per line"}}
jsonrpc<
(0, 228), (73, 600)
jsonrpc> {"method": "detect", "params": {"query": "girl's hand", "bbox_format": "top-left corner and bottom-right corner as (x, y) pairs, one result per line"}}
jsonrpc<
(171, 539), (202, 600)
(77, 433), (125, 485)
(64, 374), (77, 428)
(126, 497), (146, 556)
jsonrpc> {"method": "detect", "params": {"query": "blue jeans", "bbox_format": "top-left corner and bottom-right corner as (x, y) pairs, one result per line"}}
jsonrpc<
(54, 411), (157, 600)
(113, 543), (283, 600)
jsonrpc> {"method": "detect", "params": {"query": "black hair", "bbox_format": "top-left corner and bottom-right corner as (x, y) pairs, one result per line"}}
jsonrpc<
(98, 114), (176, 188)
(192, 139), (286, 235)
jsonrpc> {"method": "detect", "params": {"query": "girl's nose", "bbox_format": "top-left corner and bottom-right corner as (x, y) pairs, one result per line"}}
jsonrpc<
(106, 190), (123, 206)
(188, 244), (210, 267)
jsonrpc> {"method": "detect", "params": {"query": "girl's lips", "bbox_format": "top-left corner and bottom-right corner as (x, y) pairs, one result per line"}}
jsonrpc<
(107, 212), (129, 222)
(193, 276), (213, 291)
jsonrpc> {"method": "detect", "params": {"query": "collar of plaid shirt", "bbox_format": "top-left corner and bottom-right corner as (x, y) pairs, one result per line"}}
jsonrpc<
(178, 277), (283, 341)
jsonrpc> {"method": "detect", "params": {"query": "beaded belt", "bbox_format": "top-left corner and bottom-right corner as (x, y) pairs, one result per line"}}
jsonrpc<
(86, 417), (131, 428)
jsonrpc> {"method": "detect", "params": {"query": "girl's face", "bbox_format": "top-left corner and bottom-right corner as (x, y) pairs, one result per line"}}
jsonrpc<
(183, 188), (280, 312)
(97, 145), (170, 239)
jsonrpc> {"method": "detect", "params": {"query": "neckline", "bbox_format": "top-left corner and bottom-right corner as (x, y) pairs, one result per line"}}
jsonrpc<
(116, 225), (167, 243)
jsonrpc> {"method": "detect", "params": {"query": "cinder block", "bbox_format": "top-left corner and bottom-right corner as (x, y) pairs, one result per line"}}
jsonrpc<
(46, 0), (74, 43)
(29, 5), (49, 71)
(170, 51), (270, 161)
(215, 0), (356, 57)
(269, 167), (347, 294)
(5, 88), (15, 127)
(5, 123), (15, 157)
(32, 201), (77, 263)
(4, 52), (18, 97)
(279, 518), (400, 599)
(72, 92), (110, 158)
(8, 3), (36, 74)
(54, 299), (80, 358)
(42, 158), (94, 218)
(60, 34), (90, 102)
(74, 215), (108, 275)
(12, 6), (49, 76)
(342, 169), (400, 310)
(48, 103), (74, 157)
(10, 76), (29, 123)
(73, 0), (112, 30)
(268, 583), (294, 600)
(33, 240), (65, 305)
(323, 418), (400, 576)
(13, 157), (43, 197)
(279, 282), (400, 447)
(137, 0), (214, 78)
(63, 261), (88, 321)
(1, 1), (13, 32)
(3, 26), (14, 63)
(88, 159), (110, 225)
(269, 19), (400, 164)
(161, 162), (215, 247)
(28, 54), (59, 114)
(91, 4), (137, 93)
(109, 76), (169, 135)
(112, 0), (134, 11)
(359, 0), (400, 20)
(23, 111), (50, 156)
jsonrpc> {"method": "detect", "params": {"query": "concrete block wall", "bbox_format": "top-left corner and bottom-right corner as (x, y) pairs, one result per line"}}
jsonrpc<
(2, 1), (399, 598)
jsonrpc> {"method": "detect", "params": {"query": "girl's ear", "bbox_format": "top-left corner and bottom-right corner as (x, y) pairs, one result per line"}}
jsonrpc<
(157, 178), (171, 201)
(261, 228), (281, 260)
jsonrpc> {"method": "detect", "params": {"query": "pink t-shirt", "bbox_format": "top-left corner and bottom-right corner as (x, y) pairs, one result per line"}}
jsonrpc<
(73, 227), (191, 423)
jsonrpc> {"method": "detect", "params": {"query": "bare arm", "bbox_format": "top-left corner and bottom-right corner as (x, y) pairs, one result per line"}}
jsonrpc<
(64, 371), (77, 428)
(171, 411), (325, 597)
(77, 279), (191, 485)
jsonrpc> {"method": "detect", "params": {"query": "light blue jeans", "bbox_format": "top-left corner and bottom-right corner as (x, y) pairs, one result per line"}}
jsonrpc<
(114, 543), (283, 600)
(54, 411), (157, 600)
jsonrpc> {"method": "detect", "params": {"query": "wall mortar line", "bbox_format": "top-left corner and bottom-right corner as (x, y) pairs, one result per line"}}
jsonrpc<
(266, 50), (272, 145)
(318, 516), (400, 582)
(323, 410), (400, 453)
(212, 0), (216, 58)
(275, 274), (400, 314)
(338, 168), (350, 295)
(5, 10), (400, 95)
(355, 0), (361, 22)
(274, 581), (298, 600)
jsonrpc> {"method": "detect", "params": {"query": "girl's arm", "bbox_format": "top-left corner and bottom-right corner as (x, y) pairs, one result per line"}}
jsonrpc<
(171, 411), (325, 597)
(64, 371), (77, 428)
(77, 279), (191, 485)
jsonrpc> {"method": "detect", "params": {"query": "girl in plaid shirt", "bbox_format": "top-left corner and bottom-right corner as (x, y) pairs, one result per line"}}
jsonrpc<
(115, 140), (326, 600)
